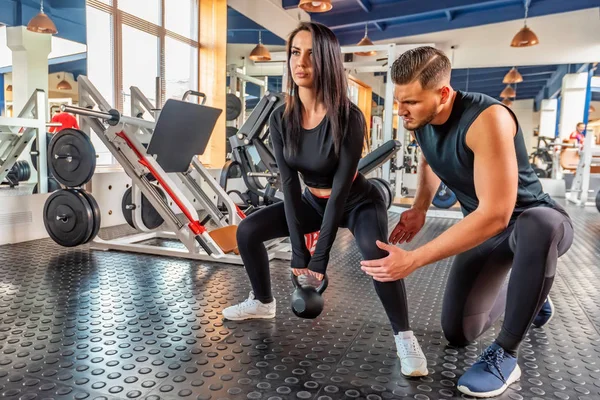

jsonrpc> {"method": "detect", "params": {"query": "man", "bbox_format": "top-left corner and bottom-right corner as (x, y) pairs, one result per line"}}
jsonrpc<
(569, 122), (585, 148)
(360, 47), (574, 398)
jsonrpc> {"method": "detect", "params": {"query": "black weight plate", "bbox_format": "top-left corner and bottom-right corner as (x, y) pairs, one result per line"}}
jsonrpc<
(121, 186), (166, 230)
(43, 189), (94, 247)
(369, 177), (393, 210)
(596, 190), (600, 213)
(48, 128), (96, 187)
(226, 93), (242, 121)
(79, 189), (102, 244)
(533, 167), (547, 178)
(17, 161), (31, 181)
(432, 183), (458, 209)
(33, 177), (62, 194)
(30, 132), (53, 170)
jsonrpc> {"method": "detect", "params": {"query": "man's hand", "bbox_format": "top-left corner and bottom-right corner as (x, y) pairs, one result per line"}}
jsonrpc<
(389, 208), (426, 244)
(360, 241), (419, 281)
(292, 268), (324, 281)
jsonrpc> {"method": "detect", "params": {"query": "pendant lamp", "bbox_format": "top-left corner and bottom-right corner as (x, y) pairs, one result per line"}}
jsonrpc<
(249, 31), (271, 62)
(27, 0), (58, 35)
(510, 0), (538, 47)
(503, 67), (523, 84)
(354, 25), (376, 57)
(299, 0), (333, 13)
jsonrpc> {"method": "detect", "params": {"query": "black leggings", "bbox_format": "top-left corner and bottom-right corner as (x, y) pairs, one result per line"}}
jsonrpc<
(441, 203), (574, 353)
(236, 181), (411, 333)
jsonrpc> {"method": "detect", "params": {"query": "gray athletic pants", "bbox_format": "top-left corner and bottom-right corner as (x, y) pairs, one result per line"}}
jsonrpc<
(441, 202), (574, 353)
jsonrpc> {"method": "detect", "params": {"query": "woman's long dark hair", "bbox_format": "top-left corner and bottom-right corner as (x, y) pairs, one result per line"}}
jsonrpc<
(284, 22), (351, 156)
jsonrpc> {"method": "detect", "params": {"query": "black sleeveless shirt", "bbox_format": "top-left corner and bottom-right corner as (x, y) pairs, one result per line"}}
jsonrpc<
(414, 90), (553, 218)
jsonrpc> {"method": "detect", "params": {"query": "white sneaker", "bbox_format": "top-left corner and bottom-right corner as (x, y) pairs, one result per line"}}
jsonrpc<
(222, 291), (276, 321)
(395, 331), (429, 377)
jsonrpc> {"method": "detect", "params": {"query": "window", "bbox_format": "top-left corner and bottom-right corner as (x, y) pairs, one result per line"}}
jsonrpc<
(86, 6), (114, 107)
(122, 26), (159, 116)
(165, 0), (198, 39)
(165, 36), (198, 101)
(85, 0), (199, 167)
(118, 0), (161, 25)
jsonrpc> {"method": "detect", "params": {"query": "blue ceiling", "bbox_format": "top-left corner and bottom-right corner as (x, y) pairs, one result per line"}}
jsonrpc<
(0, 0), (86, 44)
(281, 0), (600, 45)
(227, 7), (285, 46)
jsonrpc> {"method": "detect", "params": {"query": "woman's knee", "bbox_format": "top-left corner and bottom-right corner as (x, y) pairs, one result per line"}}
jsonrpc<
(236, 216), (261, 247)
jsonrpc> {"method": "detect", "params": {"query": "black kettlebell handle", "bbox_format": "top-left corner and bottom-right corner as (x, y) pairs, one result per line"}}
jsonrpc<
(291, 272), (328, 294)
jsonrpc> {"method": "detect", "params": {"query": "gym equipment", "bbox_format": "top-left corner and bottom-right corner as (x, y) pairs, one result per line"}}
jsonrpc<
(63, 75), (291, 265)
(221, 93), (402, 212)
(291, 273), (328, 319)
(226, 93), (242, 121)
(48, 128), (96, 187)
(227, 65), (270, 125)
(596, 190), (600, 213)
(566, 132), (600, 208)
(0, 89), (54, 193)
(30, 132), (53, 170)
(3, 160), (31, 187)
(226, 126), (238, 154)
(33, 177), (61, 194)
(121, 185), (167, 230)
(370, 177), (393, 209)
(432, 183), (458, 209)
(43, 188), (101, 247)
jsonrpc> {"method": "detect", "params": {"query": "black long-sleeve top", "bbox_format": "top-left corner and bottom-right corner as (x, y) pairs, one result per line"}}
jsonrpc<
(269, 104), (365, 274)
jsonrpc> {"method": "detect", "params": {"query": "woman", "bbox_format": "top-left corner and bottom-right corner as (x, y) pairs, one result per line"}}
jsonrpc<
(222, 22), (428, 377)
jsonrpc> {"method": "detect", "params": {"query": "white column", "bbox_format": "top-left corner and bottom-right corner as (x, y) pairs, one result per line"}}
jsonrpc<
(558, 73), (588, 140)
(6, 26), (51, 115)
(539, 99), (558, 138)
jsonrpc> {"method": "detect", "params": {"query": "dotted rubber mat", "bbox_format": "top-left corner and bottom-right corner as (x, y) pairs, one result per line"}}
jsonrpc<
(0, 203), (599, 399)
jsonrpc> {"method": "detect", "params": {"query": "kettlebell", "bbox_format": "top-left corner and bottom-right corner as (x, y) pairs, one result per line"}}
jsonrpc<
(290, 272), (328, 319)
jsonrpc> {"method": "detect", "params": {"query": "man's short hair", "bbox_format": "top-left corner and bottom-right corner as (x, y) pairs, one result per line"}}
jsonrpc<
(391, 46), (451, 89)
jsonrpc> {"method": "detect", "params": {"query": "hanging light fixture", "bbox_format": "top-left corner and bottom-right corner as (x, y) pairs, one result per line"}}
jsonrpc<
(298, 0), (333, 13)
(57, 73), (72, 91)
(354, 24), (376, 57)
(27, 0), (58, 35)
(500, 85), (516, 98)
(502, 98), (513, 107)
(249, 30), (271, 62)
(590, 105), (596, 113)
(6, 85), (12, 91)
(503, 67), (523, 84)
(510, 0), (538, 47)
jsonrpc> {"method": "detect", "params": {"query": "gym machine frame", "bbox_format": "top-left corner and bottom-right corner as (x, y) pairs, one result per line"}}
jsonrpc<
(341, 43), (397, 183)
(72, 75), (290, 264)
(566, 131), (600, 208)
(227, 64), (269, 127)
(0, 89), (54, 192)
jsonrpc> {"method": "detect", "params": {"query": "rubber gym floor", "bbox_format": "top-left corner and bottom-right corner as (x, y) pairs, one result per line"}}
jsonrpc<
(1, 202), (599, 400)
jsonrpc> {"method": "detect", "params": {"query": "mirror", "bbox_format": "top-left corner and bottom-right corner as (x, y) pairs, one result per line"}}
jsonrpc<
(0, 0), (87, 196)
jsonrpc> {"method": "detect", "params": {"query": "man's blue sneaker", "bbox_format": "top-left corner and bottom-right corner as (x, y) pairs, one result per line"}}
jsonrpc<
(533, 296), (554, 328)
(457, 343), (521, 398)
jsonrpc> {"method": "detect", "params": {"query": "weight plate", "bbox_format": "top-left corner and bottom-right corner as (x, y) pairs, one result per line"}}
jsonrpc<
(121, 186), (167, 230)
(48, 128), (96, 187)
(533, 167), (547, 178)
(33, 177), (62, 194)
(432, 183), (458, 209)
(596, 190), (600, 213)
(43, 189), (95, 247)
(369, 177), (393, 210)
(30, 132), (53, 170)
(17, 161), (31, 181)
(79, 189), (102, 244)
(226, 93), (242, 121)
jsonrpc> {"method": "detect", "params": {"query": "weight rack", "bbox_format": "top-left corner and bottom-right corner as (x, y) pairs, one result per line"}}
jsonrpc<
(0, 89), (53, 192)
(71, 75), (291, 264)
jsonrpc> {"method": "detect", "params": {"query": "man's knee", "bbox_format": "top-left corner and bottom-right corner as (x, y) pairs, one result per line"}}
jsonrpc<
(511, 207), (573, 255)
